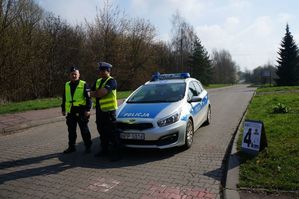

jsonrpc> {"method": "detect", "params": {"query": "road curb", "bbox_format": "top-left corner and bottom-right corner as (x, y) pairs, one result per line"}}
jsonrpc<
(223, 124), (243, 199)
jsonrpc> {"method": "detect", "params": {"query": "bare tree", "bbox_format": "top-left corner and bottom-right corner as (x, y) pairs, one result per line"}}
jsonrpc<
(0, 0), (43, 101)
(0, 0), (20, 36)
(86, 0), (127, 61)
(17, 0), (43, 99)
(171, 11), (197, 72)
(0, 0), (85, 101)
(121, 18), (156, 88)
(212, 49), (237, 84)
(0, 0), (20, 101)
(152, 41), (175, 73)
(41, 14), (86, 97)
(85, 0), (128, 85)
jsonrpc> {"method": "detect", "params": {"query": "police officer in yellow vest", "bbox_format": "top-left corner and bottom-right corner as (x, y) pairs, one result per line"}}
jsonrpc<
(90, 62), (120, 160)
(61, 66), (92, 154)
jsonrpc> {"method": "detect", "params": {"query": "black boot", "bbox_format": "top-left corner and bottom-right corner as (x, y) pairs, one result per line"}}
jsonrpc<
(63, 146), (76, 154)
(85, 142), (92, 154)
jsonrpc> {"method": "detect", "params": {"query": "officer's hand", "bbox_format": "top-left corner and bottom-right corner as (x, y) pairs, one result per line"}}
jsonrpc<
(96, 88), (108, 98)
(90, 91), (96, 98)
(84, 111), (90, 118)
(62, 111), (66, 116)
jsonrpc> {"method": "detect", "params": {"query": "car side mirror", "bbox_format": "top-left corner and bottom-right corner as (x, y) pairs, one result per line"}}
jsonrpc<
(188, 96), (202, 103)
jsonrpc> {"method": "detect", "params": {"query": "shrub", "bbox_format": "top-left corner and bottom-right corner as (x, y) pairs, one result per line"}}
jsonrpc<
(272, 103), (289, 113)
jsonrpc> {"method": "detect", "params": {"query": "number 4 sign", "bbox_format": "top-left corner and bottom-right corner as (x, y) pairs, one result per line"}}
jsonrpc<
(241, 120), (267, 155)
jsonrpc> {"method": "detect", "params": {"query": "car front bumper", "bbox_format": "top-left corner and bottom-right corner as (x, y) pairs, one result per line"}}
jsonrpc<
(118, 120), (187, 149)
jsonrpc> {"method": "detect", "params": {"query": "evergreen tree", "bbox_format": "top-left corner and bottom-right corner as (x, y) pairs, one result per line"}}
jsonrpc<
(276, 24), (299, 86)
(189, 38), (213, 85)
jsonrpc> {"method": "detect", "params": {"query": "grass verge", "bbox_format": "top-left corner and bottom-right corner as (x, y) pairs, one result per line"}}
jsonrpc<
(0, 91), (132, 115)
(0, 98), (62, 114)
(238, 86), (299, 191)
(256, 86), (299, 93)
(205, 84), (233, 89)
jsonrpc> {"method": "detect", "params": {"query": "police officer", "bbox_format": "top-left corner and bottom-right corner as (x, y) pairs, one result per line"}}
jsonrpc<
(61, 66), (92, 154)
(90, 62), (120, 160)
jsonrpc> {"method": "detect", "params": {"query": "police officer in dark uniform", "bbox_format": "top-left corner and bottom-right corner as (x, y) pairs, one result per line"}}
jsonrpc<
(90, 62), (121, 160)
(61, 66), (92, 154)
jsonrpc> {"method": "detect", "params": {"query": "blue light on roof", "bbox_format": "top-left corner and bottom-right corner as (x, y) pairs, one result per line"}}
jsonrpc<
(151, 72), (190, 81)
(180, 73), (190, 78)
(151, 72), (160, 81)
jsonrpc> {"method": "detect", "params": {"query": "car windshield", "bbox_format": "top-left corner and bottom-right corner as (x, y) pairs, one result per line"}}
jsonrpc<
(127, 83), (186, 103)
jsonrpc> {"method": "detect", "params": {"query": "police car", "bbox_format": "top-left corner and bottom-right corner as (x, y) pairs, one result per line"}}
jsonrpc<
(116, 73), (211, 149)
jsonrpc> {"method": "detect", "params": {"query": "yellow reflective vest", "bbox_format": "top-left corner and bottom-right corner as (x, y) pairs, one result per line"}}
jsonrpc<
(94, 77), (118, 111)
(65, 80), (86, 113)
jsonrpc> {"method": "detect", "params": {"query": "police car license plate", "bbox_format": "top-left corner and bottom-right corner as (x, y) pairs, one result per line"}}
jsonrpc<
(120, 133), (145, 140)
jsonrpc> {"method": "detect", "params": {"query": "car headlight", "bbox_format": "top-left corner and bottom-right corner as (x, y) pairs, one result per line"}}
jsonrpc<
(157, 111), (181, 127)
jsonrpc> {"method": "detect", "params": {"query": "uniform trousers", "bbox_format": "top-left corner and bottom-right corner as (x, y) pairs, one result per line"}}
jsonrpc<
(66, 112), (92, 148)
(96, 110), (120, 152)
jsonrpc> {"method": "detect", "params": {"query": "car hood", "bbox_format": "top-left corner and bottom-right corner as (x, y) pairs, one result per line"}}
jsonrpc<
(117, 102), (181, 119)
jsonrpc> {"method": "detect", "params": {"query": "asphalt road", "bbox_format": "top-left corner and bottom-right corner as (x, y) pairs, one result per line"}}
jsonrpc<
(0, 84), (255, 199)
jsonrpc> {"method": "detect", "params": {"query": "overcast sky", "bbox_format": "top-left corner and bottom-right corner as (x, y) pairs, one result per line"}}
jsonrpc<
(35, 0), (299, 71)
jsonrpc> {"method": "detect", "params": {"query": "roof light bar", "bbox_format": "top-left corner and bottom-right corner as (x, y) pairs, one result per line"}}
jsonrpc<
(151, 72), (190, 81)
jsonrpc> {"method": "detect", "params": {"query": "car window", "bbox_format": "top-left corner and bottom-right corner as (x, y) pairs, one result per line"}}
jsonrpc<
(188, 82), (198, 100)
(192, 81), (203, 94)
(127, 83), (186, 103)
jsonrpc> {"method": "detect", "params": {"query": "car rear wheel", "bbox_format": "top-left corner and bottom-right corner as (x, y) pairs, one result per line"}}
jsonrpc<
(184, 119), (194, 149)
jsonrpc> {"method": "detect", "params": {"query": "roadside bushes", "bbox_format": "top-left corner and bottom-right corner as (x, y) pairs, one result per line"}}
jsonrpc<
(272, 103), (289, 114)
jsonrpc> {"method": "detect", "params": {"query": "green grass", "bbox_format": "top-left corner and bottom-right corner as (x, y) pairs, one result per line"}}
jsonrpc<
(0, 91), (132, 115)
(117, 90), (132, 99)
(205, 84), (233, 89)
(256, 86), (299, 93)
(0, 98), (62, 114)
(238, 87), (299, 191)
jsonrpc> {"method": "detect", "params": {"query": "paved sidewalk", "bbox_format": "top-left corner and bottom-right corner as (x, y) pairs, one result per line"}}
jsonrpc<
(0, 107), (64, 135)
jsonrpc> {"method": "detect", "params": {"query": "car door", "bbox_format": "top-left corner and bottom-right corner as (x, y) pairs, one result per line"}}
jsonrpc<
(192, 81), (207, 126)
(187, 81), (201, 128)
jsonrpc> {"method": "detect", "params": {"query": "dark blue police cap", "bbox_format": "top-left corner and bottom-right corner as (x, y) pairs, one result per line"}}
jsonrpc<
(98, 62), (112, 71)
(69, 66), (79, 73)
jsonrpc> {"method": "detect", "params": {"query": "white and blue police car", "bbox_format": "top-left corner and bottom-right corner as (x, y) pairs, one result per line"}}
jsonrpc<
(116, 73), (211, 149)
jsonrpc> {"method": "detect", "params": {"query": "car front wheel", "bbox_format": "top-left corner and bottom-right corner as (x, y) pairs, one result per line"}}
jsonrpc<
(205, 106), (211, 125)
(184, 119), (194, 149)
